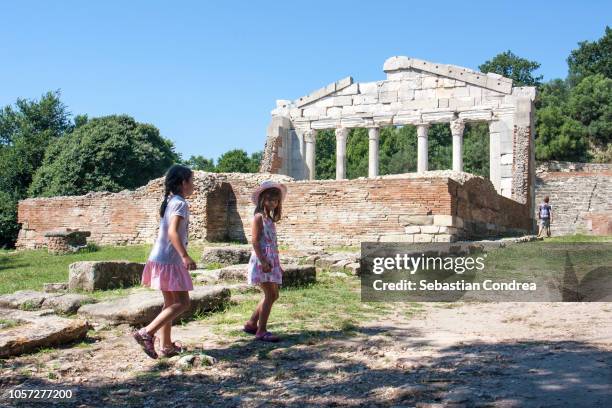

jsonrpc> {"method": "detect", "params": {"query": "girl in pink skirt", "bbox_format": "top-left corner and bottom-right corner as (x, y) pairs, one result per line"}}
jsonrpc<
(133, 164), (196, 358)
(243, 181), (287, 342)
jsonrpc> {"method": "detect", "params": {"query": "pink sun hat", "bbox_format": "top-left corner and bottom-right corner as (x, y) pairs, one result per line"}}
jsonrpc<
(251, 180), (288, 205)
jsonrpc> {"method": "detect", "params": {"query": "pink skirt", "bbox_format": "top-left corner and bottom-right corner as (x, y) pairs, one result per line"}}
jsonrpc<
(141, 261), (194, 291)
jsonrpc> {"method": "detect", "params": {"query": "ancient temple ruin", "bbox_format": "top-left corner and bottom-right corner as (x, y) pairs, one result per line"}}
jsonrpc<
(261, 56), (536, 209)
(16, 57), (541, 250)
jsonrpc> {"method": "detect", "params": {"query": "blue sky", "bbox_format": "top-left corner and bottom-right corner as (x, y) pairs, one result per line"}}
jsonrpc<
(1, 1), (609, 161)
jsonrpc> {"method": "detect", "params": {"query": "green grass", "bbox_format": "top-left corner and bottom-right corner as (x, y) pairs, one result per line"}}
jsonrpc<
(195, 270), (391, 342)
(543, 234), (612, 243)
(0, 244), (204, 295)
(0, 318), (20, 329)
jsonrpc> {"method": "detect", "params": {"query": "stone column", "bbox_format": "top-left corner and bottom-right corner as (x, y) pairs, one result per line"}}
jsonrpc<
(417, 124), (429, 173)
(335, 128), (349, 180)
(304, 129), (317, 180)
(368, 127), (380, 178)
(450, 119), (465, 172)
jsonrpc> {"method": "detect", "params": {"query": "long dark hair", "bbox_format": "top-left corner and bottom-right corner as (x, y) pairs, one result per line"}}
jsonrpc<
(159, 164), (193, 217)
(254, 188), (282, 222)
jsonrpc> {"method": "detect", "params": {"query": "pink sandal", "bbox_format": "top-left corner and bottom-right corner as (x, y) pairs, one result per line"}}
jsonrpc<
(132, 328), (158, 359)
(256, 332), (280, 342)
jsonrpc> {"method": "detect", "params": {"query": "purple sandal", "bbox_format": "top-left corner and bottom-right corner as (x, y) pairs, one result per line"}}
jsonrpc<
(132, 328), (158, 359)
(243, 323), (257, 335)
(256, 332), (280, 342)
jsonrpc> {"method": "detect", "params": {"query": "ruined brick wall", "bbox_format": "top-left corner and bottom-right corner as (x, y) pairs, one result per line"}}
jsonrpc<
(535, 162), (612, 236)
(212, 171), (532, 247)
(17, 171), (532, 250)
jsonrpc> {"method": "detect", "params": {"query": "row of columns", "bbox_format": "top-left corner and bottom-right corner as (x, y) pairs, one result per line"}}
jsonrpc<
(303, 119), (466, 180)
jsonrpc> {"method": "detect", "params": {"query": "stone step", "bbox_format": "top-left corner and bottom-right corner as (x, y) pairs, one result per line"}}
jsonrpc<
(0, 290), (95, 315)
(0, 309), (90, 358)
(69, 261), (144, 292)
(194, 264), (317, 287)
(77, 286), (231, 326)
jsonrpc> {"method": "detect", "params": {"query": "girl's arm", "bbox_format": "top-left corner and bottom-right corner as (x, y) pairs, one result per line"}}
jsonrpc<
(252, 213), (271, 272)
(168, 215), (196, 270)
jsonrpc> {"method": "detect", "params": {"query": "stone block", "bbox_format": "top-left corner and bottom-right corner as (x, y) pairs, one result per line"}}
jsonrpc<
(438, 98), (449, 108)
(332, 96), (353, 106)
(399, 215), (434, 226)
(353, 94), (378, 105)
(413, 234), (434, 243)
(398, 89), (415, 101)
(433, 215), (463, 227)
(379, 91), (398, 103)
(337, 83), (359, 95)
(78, 286), (231, 326)
(41, 294), (95, 315)
(404, 226), (421, 234)
(201, 245), (252, 267)
(422, 76), (440, 88)
(359, 82), (379, 94)
(379, 234), (414, 243)
(501, 153), (513, 165)
(68, 261), (145, 292)
(0, 290), (52, 310)
(421, 225), (440, 234)
(0, 308), (89, 358)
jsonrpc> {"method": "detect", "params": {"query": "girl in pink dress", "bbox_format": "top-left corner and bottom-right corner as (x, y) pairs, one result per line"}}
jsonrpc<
(133, 164), (197, 358)
(243, 181), (287, 342)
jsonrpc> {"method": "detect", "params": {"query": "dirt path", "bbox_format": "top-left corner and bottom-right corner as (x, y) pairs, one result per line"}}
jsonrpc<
(2, 302), (611, 407)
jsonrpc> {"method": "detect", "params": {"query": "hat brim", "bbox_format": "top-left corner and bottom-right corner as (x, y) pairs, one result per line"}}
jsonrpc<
(251, 182), (287, 205)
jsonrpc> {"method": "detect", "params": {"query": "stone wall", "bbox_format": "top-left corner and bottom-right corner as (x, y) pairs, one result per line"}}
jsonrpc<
(535, 162), (612, 236)
(17, 171), (532, 250)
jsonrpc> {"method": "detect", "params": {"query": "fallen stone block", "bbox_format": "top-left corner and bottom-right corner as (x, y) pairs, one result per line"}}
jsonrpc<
(69, 261), (145, 291)
(0, 290), (56, 310)
(43, 283), (68, 293)
(200, 245), (252, 267)
(215, 264), (316, 287)
(0, 308), (90, 358)
(77, 286), (230, 326)
(316, 252), (360, 269)
(42, 294), (95, 315)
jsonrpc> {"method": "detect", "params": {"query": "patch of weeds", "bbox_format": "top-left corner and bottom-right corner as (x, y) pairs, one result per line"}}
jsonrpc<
(19, 300), (40, 311)
(18, 368), (31, 377)
(0, 318), (20, 329)
(135, 370), (161, 380)
(205, 262), (222, 270)
(78, 243), (100, 253)
(47, 371), (58, 380)
(340, 320), (358, 333)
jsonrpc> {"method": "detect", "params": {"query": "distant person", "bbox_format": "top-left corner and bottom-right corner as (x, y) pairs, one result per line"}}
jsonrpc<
(133, 165), (196, 358)
(537, 196), (553, 238)
(243, 181), (287, 342)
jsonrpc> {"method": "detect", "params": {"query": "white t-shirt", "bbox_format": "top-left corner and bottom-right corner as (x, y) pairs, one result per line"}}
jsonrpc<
(148, 195), (189, 265)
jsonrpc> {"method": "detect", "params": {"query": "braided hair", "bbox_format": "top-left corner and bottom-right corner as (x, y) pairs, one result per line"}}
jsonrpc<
(159, 164), (193, 217)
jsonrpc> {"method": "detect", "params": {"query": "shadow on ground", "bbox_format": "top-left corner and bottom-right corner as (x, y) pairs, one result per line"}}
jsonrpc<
(2, 323), (610, 407)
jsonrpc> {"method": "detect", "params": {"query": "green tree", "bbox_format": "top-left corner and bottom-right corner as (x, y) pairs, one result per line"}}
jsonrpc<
(0, 91), (73, 246)
(248, 151), (263, 173)
(216, 149), (251, 173)
(29, 115), (179, 197)
(315, 130), (335, 179)
(567, 26), (612, 85)
(428, 124), (452, 170)
(183, 155), (216, 171)
(567, 74), (612, 147)
(346, 128), (369, 179)
(463, 123), (490, 177)
(479, 50), (543, 86)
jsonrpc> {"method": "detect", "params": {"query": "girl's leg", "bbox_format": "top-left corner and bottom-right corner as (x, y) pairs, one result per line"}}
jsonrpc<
(145, 291), (191, 336)
(158, 291), (176, 348)
(246, 297), (264, 329)
(255, 283), (279, 336)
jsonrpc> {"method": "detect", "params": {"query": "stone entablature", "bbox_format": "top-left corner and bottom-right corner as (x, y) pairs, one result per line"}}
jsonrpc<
(261, 56), (537, 218)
